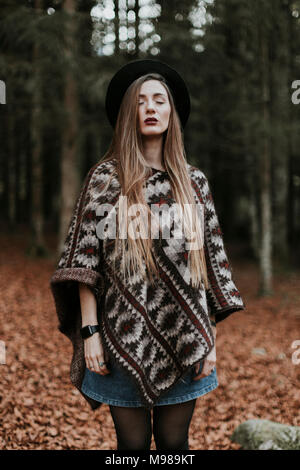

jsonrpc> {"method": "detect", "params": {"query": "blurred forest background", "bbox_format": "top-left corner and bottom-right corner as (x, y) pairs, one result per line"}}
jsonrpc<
(1, 0), (300, 294)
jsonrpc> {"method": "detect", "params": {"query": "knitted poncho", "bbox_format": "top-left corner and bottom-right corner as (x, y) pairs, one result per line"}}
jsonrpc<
(50, 158), (245, 410)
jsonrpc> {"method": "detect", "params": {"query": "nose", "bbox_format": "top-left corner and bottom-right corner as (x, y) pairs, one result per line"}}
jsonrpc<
(145, 99), (155, 112)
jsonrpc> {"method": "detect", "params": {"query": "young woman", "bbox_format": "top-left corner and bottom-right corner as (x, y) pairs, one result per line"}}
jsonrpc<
(50, 59), (245, 451)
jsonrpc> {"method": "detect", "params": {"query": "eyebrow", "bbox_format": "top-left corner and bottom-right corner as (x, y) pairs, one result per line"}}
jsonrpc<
(138, 93), (167, 98)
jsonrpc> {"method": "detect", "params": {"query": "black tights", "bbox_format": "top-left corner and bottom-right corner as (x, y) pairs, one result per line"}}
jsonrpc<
(109, 399), (197, 450)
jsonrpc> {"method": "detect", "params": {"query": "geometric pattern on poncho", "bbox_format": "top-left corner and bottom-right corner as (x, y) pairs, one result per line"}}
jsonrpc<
(50, 159), (245, 410)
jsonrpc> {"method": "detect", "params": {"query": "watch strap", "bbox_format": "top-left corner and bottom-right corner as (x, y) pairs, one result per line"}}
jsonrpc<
(80, 324), (100, 339)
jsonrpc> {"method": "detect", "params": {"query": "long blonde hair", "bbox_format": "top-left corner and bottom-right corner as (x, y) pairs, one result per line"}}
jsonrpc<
(98, 72), (208, 289)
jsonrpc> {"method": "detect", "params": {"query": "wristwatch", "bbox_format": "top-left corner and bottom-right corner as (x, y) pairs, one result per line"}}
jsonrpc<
(80, 324), (100, 339)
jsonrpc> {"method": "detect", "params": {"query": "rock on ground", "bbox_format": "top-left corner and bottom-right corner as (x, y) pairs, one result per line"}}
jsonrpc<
(231, 419), (300, 450)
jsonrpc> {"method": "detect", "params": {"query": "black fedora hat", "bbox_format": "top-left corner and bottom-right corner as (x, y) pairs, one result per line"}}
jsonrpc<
(105, 59), (191, 129)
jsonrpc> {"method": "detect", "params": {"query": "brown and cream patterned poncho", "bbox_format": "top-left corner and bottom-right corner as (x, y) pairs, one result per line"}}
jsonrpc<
(50, 158), (245, 410)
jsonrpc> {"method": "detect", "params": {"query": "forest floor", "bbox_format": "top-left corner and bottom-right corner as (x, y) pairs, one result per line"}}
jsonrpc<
(0, 232), (300, 450)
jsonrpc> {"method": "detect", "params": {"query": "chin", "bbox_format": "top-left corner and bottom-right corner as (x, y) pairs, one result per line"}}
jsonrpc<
(141, 127), (164, 136)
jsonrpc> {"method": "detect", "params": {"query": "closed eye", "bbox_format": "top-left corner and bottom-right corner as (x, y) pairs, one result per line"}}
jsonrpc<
(138, 101), (165, 105)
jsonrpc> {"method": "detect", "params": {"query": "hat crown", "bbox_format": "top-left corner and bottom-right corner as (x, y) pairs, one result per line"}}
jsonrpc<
(105, 59), (190, 129)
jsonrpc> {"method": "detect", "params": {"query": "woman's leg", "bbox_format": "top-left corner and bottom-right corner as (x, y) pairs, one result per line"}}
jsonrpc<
(153, 399), (197, 450)
(109, 405), (152, 450)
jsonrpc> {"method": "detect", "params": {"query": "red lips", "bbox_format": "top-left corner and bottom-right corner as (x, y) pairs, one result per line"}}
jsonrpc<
(144, 118), (158, 123)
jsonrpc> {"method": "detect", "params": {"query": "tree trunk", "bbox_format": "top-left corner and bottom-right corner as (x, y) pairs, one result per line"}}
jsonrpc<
(134, 0), (140, 58)
(287, 0), (298, 261)
(114, 0), (120, 54)
(58, 0), (80, 254)
(7, 112), (17, 230)
(29, 0), (46, 256)
(258, 20), (273, 296)
(270, 0), (289, 269)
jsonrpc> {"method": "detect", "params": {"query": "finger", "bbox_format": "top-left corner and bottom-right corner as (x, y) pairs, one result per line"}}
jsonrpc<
(87, 359), (95, 372)
(193, 372), (205, 381)
(96, 355), (110, 375)
(193, 362), (210, 381)
(193, 370), (208, 381)
(84, 347), (91, 370)
(97, 340), (110, 375)
(91, 356), (107, 375)
(194, 362), (215, 380)
(90, 356), (102, 374)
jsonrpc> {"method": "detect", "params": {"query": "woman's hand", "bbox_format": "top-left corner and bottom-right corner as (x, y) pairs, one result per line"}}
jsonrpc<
(193, 326), (216, 381)
(84, 332), (110, 375)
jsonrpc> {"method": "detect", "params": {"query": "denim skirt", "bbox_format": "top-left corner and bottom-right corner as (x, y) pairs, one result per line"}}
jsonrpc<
(81, 358), (218, 407)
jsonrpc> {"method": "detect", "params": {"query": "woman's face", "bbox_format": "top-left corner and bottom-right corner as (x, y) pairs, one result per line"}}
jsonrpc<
(138, 79), (171, 136)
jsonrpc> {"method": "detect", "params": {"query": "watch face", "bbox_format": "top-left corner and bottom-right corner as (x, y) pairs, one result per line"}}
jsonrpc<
(87, 325), (93, 336)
